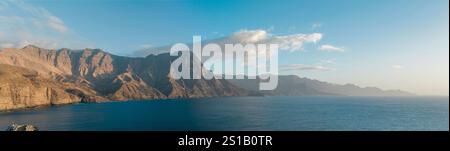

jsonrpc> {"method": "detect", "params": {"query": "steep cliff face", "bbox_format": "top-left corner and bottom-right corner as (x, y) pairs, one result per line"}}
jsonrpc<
(0, 64), (104, 110)
(0, 45), (248, 110)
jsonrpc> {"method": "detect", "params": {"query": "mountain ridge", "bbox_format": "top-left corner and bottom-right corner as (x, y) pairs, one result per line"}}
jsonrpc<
(0, 45), (248, 110)
(0, 45), (413, 111)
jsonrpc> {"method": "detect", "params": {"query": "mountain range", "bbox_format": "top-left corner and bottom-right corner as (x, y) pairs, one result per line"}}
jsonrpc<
(0, 45), (247, 110)
(0, 45), (413, 111)
(228, 75), (414, 96)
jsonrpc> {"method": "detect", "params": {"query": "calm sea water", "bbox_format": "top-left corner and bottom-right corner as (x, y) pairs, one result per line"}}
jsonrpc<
(0, 96), (448, 131)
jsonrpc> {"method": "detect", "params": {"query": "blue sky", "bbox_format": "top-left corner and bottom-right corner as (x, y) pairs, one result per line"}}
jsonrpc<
(1, 0), (448, 95)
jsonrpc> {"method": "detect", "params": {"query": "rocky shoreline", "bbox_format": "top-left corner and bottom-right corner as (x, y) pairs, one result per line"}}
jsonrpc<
(6, 123), (39, 131)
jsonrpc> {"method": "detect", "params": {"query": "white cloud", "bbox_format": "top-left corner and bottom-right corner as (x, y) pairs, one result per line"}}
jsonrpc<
(135, 29), (323, 56)
(318, 44), (345, 52)
(280, 64), (335, 72)
(0, 0), (88, 49)
(392, 65), (404, 69)
(230, 30), (322, 51)
(230, 29), (269, 43)
(218, 29), (322, 52)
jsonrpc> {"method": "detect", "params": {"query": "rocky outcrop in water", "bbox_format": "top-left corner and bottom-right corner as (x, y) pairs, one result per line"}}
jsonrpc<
(6, 123), (39, 131)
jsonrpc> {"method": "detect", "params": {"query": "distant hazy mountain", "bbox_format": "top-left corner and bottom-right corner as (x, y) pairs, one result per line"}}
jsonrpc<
(228, 75), (414, 96)
(0, 45), (248, 110)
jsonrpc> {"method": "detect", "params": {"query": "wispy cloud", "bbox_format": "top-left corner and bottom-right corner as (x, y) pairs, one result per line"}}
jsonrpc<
(280, 64), (335, 72)
(47, 16), (68, 33)
(318, 44), (345, 52)
(0, 0), (88, 49)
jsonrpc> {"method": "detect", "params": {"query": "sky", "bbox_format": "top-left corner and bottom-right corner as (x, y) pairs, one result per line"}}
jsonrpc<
(0, 0), (448, 95)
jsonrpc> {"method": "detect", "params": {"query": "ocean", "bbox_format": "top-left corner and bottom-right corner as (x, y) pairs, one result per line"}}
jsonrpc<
(0, 96), (448, 131)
